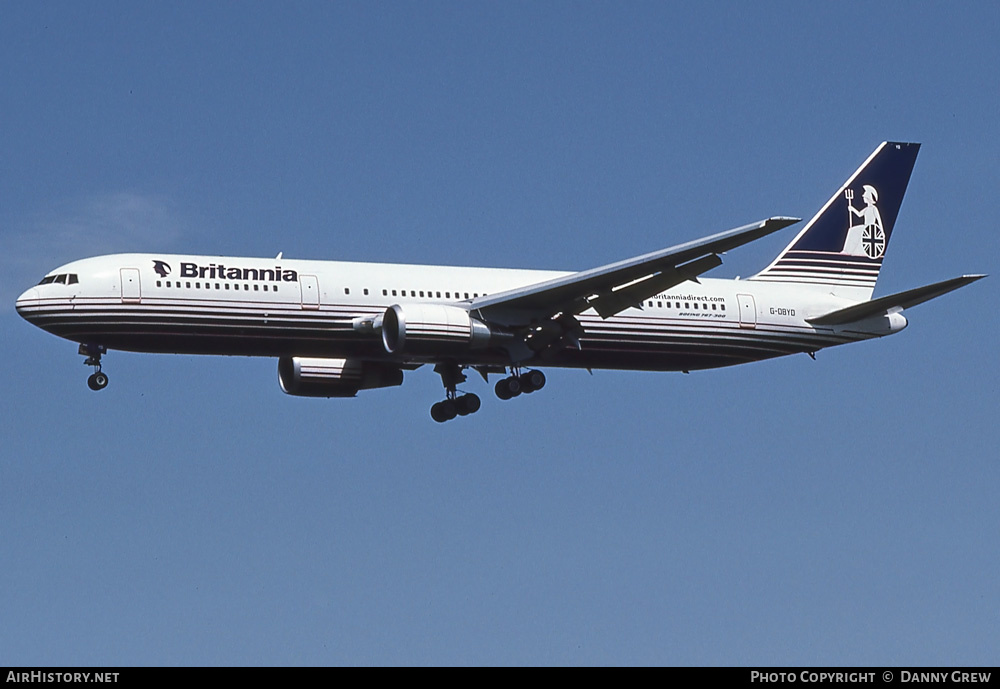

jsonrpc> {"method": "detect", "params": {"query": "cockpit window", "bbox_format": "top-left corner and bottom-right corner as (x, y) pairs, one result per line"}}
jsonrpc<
(37, 273), (79, 285)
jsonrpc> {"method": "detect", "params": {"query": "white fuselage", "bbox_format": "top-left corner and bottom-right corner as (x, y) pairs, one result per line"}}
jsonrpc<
(15, 253), (900, 373)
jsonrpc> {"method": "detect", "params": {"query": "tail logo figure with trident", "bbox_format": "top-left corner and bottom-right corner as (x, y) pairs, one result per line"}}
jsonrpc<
(842, 184), (885, 259)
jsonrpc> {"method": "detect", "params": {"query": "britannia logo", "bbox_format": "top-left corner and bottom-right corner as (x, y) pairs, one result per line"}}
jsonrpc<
(841, 185), (885, 259)
(153, 260), (172, 278)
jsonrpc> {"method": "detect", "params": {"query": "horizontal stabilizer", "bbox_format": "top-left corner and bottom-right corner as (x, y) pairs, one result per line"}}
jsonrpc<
(807, 274), (986, 326)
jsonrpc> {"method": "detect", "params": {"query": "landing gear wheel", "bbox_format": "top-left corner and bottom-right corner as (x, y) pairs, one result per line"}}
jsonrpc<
(456, 393), (481, 415)
(87, 372), (109, 391)
(431, 363), (485, 422)
(495, 379), (511, 400)
(495, 376), (521, 400)
(431, 399), (458, 423)
(80, 344), (109, 391)
(431, 402), (445, 423)
(519, 369), (546, 393)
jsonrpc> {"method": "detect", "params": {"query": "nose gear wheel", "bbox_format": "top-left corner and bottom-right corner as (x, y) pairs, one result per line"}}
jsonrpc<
(80, 344), (109, 391)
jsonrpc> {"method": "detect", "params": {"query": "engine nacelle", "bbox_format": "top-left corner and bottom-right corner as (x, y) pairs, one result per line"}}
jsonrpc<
(381, 303), (494, 356)
(277, 356), (403, 397)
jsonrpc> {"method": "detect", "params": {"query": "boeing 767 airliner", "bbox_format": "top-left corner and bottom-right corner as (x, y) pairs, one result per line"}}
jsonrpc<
(16, 142), (985, 421)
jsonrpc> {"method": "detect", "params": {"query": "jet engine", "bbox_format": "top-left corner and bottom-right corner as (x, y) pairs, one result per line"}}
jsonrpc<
(277, 356), (403, 397)
(381, 304), (497, 356)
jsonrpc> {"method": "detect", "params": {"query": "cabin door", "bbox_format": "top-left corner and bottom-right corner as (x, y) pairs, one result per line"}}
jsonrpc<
(121, 268), (141, 304)
(300, 275), (320, 309)
(737, 293), (756, 329)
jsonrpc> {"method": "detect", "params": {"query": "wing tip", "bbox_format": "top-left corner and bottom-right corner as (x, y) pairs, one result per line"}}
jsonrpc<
(765, 216), (801, 228)
(756, 216), (801, 234)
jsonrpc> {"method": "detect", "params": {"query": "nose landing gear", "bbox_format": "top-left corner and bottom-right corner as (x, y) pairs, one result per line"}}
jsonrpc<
(80, 344), (109, 391)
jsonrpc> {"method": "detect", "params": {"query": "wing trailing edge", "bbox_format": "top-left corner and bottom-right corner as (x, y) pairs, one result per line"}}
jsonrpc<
(472, 216), (800, 325)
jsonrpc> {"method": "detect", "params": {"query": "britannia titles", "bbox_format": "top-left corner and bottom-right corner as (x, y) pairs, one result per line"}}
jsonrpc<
(179, 262), (298, 282)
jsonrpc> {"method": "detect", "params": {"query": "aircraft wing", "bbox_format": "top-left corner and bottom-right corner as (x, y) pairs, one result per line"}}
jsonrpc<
(469, 216), (800, 326)
(806, 274), (987, 326)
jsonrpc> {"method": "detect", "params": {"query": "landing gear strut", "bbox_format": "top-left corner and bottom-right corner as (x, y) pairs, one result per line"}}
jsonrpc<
(430, 363), (481, 423)
(80, 344), (109, 391)
(495, 367), (545, 400)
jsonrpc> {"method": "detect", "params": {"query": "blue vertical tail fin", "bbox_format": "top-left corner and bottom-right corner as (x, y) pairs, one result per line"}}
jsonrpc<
(751, 142), (920, 301)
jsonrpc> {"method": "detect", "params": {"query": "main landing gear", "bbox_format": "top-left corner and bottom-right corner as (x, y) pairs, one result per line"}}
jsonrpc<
(494, 368), (545, 400)
(80, 344), (109, 391)
(429, 363), (547, 422)
(430, 363), (481, 423)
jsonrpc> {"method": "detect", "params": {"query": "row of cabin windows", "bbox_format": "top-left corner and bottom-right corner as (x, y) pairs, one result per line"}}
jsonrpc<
(345, 288), (482, 300)
(152, 278), (719, 310)
(156, 280), (279, 292)
(647, 300), (725, 311)
(152, 280), (484, 300)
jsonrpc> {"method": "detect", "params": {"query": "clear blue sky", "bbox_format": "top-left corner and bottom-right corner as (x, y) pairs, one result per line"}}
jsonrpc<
(2, 1), (997, 666)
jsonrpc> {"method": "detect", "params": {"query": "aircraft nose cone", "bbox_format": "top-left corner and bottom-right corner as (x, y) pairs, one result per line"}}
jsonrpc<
(15, 287), (40, 321)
